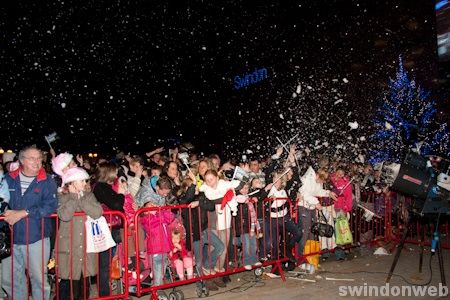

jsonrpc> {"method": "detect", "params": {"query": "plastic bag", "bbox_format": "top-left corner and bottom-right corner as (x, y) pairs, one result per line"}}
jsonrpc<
(335, 215), (353, 245)
(85, 216), (117, 253)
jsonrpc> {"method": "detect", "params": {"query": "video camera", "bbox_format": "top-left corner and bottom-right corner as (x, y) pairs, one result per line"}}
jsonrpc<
(382, 151), (450, 215)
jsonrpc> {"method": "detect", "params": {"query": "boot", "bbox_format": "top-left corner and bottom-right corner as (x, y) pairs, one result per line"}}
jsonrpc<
(222, 275), (231, 284)
(204, 279), (219, 291)
(213, 278), (226, 288)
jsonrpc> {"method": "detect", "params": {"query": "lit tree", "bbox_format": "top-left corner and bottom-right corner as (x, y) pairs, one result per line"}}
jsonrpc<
(369, 56), (449, 164)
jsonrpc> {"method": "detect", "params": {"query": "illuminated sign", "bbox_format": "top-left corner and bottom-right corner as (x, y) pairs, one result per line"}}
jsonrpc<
(234, 68), (268, 90)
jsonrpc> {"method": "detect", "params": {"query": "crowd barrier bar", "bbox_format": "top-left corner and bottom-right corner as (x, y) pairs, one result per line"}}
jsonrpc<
(1, 192), (447, 300)
(0, 210), (128, 300)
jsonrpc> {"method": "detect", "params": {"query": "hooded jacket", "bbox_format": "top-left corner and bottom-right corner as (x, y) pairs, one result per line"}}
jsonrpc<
(298, 167), (330, 210)
(135, 177), (166, 208)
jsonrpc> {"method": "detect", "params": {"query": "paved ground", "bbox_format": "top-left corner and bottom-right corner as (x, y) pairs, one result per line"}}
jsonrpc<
(137, 242), (450, 300)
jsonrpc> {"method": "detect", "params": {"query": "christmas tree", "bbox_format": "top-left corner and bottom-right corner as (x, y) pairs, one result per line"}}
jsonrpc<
(369, 56), (449, 164)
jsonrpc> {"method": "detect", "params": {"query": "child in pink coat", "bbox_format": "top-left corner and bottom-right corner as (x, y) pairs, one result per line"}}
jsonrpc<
(140, 206), (174, 286)
(330, 169), (353, 213)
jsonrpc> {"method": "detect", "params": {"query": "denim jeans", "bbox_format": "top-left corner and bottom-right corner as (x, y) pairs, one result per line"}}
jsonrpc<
(263, 217), (283, 258)
(149, 253), (167, 286)
(3, 238), (51, 300)
(98, 249), (112, 296)
(241, 233), (258, 265)
(193, 230), (224, 272)
(298, 207), (316, 255)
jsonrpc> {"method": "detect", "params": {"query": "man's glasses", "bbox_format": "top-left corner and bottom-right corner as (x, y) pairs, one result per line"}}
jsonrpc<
(23, 156), (42, 162)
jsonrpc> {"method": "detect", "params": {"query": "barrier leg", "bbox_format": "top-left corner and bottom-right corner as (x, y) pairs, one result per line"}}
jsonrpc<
(270, 262), (286, 282)
(151, 289), (159, 300)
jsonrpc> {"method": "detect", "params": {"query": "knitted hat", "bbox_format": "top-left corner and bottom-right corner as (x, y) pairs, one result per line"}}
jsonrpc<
(62, 167), (89, 186)
(2, 152), (16, 164)
(52, 153), (73, 176)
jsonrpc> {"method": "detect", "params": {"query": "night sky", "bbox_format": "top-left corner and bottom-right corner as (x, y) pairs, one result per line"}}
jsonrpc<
(0, 0), (447, 159)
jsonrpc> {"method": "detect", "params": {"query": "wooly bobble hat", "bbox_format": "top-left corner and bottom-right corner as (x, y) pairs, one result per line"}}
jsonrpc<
(52, 153), (73, 176)
(62, 167), (89, 186)
(2, 152), (16, 164)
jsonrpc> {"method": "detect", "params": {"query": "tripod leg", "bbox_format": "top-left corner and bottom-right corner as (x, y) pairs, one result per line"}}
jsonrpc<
(386, 221), (409, 283)
(419, 223), (425, 273)
(436, 237), (446, 287)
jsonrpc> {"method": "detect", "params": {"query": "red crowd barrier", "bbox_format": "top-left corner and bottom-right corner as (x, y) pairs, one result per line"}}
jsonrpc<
(0, 210), (128, 300)
(387, 193), (450, 250)
(0, 193), (447, 300)
(131, 199), (293, 300)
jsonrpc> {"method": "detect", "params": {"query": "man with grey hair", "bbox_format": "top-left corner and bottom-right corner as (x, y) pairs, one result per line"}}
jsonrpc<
(2, 145), (58, 300)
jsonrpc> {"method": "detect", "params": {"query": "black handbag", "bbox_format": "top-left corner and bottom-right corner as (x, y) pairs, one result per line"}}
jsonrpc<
(311, 210), (334, 238)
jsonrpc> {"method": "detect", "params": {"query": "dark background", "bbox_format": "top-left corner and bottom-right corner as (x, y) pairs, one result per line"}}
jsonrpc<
(0, 0), (448, 158)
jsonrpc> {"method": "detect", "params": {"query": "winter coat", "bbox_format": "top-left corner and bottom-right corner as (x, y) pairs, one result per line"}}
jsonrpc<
(298, 167), (330, 210)
(92, 182), (125, 212)
(330, 173), (353, 213)
(250, 188), (269, 219)
(233, 198), (259, 236)
(112, 180), (136, 224)
(200, 180), (240, 230)
(57, 191), (103, 279)
(179, 189), (216, 251)
(285, 168), (301, 201)
(267, 187), (288, 218)
(135, 178), (166, 208)
(6, 167), (58, 244)
(140, 210), (174, 255)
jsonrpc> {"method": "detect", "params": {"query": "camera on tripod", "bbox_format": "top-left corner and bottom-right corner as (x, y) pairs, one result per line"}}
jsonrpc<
(381, 151), (450, 215)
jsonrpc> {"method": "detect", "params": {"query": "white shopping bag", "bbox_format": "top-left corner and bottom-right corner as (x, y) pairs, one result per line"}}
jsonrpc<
(85, 216), (116, 253)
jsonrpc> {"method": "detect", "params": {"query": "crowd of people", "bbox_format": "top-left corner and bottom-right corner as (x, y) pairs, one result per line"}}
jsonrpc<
(0, 143), (389, 299)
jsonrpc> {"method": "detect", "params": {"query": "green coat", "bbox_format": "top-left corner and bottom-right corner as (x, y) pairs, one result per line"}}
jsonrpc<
(57, 191), (103, 279)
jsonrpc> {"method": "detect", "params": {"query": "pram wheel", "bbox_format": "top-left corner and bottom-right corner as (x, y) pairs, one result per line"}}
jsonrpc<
(254, 267), (263, 277)
(195, 282), (209, 297)
(195, 285), (203, 297)
(175, 290), (185, 300)
(157, 290), (169, 300)
(169, 291), (177, 300)
(169, 290), (185, 300)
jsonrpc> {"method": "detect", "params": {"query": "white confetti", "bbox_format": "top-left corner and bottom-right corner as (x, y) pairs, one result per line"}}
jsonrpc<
(348, 121), (359, 129)
(61, 103), (66, 108)
(343, 78), (349, 83)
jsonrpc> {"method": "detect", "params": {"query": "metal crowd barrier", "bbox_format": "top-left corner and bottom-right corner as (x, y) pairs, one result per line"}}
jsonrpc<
(0, 193), (447, 300)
